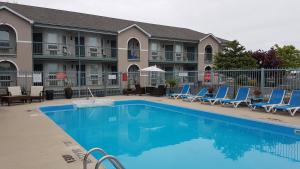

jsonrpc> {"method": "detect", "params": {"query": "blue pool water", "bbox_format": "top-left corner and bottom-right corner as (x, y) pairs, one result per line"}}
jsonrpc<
(40, 100), (300, 169)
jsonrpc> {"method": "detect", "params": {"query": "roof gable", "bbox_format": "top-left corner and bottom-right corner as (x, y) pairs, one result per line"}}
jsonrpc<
(0, 6), (33, 24)
(118, 24), (151, 37)
(199, 33), (222, 44)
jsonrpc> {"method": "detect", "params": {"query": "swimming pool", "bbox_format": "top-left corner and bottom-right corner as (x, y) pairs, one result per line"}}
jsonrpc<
(40, 100), (300, 169)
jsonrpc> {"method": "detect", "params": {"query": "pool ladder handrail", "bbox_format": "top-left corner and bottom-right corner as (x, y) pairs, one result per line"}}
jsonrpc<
(95, 155), (125, 169)
(83, 148), (125, 169)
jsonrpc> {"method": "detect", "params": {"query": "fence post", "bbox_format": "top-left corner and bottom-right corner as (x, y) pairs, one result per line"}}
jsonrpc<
(211, 69), (214, 87)
(260, 68), (265, 95)
(104, 71), (107, 96)
(119, 72), (122, 95)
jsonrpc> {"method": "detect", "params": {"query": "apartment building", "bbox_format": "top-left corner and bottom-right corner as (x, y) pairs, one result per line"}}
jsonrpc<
(0, 2), (226, 91)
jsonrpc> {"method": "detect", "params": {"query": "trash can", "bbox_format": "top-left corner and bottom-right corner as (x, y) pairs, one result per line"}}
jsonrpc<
(45, 90), (54, 100)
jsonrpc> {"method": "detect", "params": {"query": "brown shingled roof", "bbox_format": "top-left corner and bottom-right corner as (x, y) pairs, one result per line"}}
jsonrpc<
(0, 2), (226, 42)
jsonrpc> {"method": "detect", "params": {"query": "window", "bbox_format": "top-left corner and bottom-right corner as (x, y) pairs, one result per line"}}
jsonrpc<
(90, 64), (98, 74)
(90, 64), (99, 85)
(47, 33), (58, 43)
(128, 38), (140, 60)
(150, 42), (158, 51)
(0, 31), (10, 47)
(88, 37), (98, 46)
(205, 45), (213, 64)
(47, 63), (58, 73)
(88, 37), (98, 57)
(62, 36), (67, 45)
(175, 45), (182, 53)
(150, 42), (158, 58)
(175, 45), (182, 60)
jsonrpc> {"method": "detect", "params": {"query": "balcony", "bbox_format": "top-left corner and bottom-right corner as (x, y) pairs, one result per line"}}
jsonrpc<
(149, 50), (197, 63)
(33, 42), (117, 61)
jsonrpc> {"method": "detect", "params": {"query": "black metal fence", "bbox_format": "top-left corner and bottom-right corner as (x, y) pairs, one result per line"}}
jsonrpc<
(0, 68), (299, 99)
(0, 71), (122, 98)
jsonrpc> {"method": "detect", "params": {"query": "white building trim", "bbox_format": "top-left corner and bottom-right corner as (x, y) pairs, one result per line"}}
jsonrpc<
(199, 33), (222, 44)
(127, 64), (140, 72)
(0, 6), (34, 24)
(118, 24), (151, 37)
(0, 59), (20, 72)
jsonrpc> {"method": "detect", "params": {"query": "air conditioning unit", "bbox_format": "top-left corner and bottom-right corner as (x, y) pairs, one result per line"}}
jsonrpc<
(151, 51), (158, 60)
(89, 47), (98, 57)
(175, 52), (182, 57)
(151, 51), (158, 56)
(47, 44), (59, 50)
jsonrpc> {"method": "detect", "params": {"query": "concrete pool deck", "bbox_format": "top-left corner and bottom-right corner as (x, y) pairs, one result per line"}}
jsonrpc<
(0, 95), (299, 169)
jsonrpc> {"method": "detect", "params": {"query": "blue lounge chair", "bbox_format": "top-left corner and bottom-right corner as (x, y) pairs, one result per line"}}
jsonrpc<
(272, 90), (300, 116)
(169, 84), (190, 99)
(221, 87), (250, 108)
(201, 86), (228, 105)
(250, 89), (285, 112)
(182, 87), (208, 102)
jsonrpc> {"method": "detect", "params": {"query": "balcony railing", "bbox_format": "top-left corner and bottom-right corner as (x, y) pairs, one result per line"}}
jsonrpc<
(204, 53), (213, 64)
(33, 42), (117, 61)
(149, 50), (197, 63)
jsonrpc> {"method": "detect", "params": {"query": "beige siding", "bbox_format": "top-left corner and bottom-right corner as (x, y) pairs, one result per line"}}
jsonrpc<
(117, 27), (149, 87)
(117, 27), (149, 72)
(0, 9), (32, 71)
(198, 36), (221, 71)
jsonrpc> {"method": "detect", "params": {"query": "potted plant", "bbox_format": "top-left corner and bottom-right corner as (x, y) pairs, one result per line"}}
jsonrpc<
(123, 83), (133, 95)
(166, 80), (177, 95)
(64, 85), (73, 99)
(253, 88), (262, 98)
(207, 86), (214, 97)
(64, 79), (73, 99)
(208, 86), (214, 94)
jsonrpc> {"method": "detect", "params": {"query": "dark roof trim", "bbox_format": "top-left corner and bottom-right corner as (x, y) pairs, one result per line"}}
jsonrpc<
(33, 23), (117, 35)
(0, 6), (34, 24)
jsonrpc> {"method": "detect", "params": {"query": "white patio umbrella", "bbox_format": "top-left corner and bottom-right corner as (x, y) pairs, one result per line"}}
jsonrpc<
(140, 65), (165, 72)
(139, 65), (165, 92)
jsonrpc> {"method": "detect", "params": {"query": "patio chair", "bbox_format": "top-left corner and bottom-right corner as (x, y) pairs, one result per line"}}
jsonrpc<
(271, 90), (300, 116)
(29, 86), (44, 102)
(249, 89), (285, 112)
(221, 87), (250, 108)
(182, 87), (208, 102)
(1, 86), (28, 106)
(201, 86), (228, 105)
(169, 84), (190, 99)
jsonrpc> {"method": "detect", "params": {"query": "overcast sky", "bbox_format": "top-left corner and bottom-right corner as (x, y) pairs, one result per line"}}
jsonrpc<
(8, 0), (300, 50)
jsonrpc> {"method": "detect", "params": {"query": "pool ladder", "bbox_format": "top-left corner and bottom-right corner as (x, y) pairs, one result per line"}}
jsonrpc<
(83, 148), (125, 169)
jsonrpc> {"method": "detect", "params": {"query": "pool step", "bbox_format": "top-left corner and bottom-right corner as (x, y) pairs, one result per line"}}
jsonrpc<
(83, 147), (125, 169)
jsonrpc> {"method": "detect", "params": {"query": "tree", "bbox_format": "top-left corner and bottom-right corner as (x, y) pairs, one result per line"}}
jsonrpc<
(214, 40), (257, 69)
(250, 48), (282, 68)
(274, 44), (300, 68)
